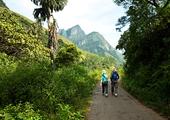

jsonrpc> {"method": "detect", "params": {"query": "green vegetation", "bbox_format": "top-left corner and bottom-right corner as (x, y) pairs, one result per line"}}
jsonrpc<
(0, 7), (49, 61)
(114, 0), (170, 117)
(0, 103), (43, 120)
(0, 6), (116, 119)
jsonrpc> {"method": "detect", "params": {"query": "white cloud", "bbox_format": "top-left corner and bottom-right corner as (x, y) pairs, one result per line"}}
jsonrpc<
(3, 0), (127, 48)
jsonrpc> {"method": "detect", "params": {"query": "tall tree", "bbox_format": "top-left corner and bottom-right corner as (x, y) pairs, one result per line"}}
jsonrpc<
(31, 0), (68, 65)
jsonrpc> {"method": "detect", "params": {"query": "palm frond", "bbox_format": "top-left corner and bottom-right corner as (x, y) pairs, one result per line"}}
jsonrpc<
(31, 0), (68, 20)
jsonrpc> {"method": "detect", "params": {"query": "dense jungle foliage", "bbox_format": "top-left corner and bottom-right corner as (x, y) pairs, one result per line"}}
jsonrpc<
(0, 6), (117, 119)
(114, 0), (170, 117)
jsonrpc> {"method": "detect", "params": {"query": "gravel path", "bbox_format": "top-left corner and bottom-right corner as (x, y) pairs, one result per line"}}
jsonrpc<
(87, 82), (167, 120)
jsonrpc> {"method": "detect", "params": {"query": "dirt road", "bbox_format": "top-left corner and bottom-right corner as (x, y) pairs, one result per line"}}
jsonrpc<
(87, 82), (166, 120)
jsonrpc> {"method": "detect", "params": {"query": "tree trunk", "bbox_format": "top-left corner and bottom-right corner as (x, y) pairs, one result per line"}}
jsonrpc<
(48, 15), (58, 68)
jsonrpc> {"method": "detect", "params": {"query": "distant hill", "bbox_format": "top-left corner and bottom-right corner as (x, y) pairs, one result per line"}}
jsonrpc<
(59, 25), (124, 64)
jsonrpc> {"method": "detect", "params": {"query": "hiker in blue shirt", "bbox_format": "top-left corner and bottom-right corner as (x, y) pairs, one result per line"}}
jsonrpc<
(101, 70), (108, 97)
(110, 67), (119, 96)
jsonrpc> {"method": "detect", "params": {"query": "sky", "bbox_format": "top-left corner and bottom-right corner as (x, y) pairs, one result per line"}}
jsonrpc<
(3, 0), (127, 48)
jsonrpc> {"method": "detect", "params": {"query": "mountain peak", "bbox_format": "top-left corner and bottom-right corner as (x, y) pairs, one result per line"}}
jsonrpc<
(87, 32), (106, 43)
(72, 24), (81, 28)
(67, 24), (82, 32)
(87, 32), (103, 37)
(59, 25), (86, 43)
(59, 25), (124, 64)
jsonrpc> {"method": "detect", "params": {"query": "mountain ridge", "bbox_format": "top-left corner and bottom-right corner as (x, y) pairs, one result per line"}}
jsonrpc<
(59, 25), (124, 64)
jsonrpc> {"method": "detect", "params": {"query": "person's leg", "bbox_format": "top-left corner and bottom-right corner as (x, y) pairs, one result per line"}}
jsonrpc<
(103, 83), (106, 94)
(111, 81), (114, 95)
(105, 83), (108, 95)
(113, 81), (116, 94)
(114, 81), (118, 95)
(102, 83), (104, 95)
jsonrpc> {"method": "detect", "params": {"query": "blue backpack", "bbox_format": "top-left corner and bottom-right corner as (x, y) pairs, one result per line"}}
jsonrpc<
(111, 71), (119, 81)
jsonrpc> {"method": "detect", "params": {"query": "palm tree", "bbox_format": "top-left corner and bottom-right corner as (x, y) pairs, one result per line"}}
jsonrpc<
(31, 0), (68, 65)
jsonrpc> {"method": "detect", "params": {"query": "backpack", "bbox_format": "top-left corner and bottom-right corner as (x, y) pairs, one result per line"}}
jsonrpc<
(101, 74), (108, 84)
(111, 71), (119, 81)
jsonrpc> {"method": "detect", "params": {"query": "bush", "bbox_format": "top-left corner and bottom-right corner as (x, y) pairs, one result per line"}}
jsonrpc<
(0, 59), (52, 109)
(45, 65), (97, 110)
(0, 56), (97, 118)
(55, 44), (80, 66)
(57, 104), (84, 120)
(0, 102), (43, 120)
(122, 63), (170, 116)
